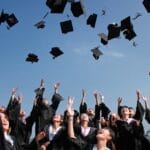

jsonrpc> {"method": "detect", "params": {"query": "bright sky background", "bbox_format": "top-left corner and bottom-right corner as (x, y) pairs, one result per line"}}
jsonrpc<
(0, 0), (150, 131)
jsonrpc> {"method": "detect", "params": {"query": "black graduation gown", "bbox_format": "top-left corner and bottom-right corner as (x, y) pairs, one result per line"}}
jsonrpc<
(6, 97), (35, 145)
(116, 119), (144, 150)
(145, 108), (150, 124)
(74, 125), (97, 150)
(34, 93), (63, 135)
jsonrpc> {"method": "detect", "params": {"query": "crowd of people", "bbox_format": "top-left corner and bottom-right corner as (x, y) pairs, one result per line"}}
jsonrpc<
(0, 79), (150, 150)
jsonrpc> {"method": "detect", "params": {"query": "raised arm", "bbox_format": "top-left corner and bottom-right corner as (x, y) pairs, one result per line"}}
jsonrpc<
(79, 89), (87, 114)
(142, 96), (150, 124)
(133, 90), (145, 121)
(34, 79), (45, 101)
(51, 82), (63, 111)
(117, 97), (123, 117)
(67, 96), (75, 138)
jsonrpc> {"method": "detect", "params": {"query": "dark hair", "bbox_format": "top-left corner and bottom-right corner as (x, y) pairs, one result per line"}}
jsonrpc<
(106, 127), (116, 150)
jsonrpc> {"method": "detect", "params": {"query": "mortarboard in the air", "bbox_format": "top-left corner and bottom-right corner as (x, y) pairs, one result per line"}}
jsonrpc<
(70, 1), (84, 17)
(0, 10), (9, 25)
(98, 33), (108, 45)
(91, 46), (103, 60)
(123, 29), (136, 40)
(120, 16), (133, 31)
(107, 23), (120, 40)
(26, 53), (39, 63)
(143, 0), (150, 12)
(50, 47), (64, 59)
(34, 20), (45, 29)
(46, 0), (67, 13)
(6, 13), (18, 28)
(60, 19), (73, 34)
(86, 13), (97, 28)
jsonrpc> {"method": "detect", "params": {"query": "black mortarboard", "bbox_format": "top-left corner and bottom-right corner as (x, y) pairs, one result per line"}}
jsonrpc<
(87, 13), (97, 28)
(98, 33), (108, 45)
(143, 0), (150, 12)
(91, 46), (103, 60)
(107, 23), (120, 40)
(26, 53), (39, 63)
(123, 29), (136, 40)
(34, 20), (45, 29)
(60, 19), (73, 34)
(6, 13), (18, 28)
(0, 10), (9, 25)
(46, 0), (67, 13)
(50, 47), (64, 59)
(71, 1), (84, 17)
(120, 16), (133, 31)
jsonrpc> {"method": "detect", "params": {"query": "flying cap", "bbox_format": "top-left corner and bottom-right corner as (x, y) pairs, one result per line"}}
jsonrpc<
(107, 23), (120, 40)
(0, 10), (9, 25)
(143, 0), (150, 12)
(98, 33), (108, 45)
(26, 53), (39, 63)
(87, 13), (97, 28)
(60, 19), (73, 33)
(34, 20), (45, 29)
(120, 16), (133, 31)
(91, 46), (103, 60)
(70, 1), (84, 17)
(6, 13), (18, 28)
(50, 47), (64, 59)
(46, 0), (67, 13)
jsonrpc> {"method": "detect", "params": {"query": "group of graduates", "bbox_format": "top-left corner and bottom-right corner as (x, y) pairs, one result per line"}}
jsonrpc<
(0, 79), (150, 150)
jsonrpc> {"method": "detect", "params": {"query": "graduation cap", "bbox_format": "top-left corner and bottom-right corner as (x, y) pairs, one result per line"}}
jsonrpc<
(98, 33), (108, 45)
(123, 29), (136, 40)
(120, 16), (133, 31)
(6, 13), (18, 28)
(86, 13), (97, 28)
(0, 10), (9, 25)
(46, 0), (67, 13)
(34, 20), (45, 29)
(107, 23), (120, 40)
(71, 1), (84, 17)
(143, 0), (150, 12)
(60, 19), (73, 34)
(50, 47), (64, 59)
(26, 53), (39, 63)
(91, 46), (103, 60)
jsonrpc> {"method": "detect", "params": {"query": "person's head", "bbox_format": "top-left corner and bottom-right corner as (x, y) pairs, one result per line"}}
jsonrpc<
(109, 112), (118, 125)
(80, 113), (89, 124)
(120, 106), (130, 118)
(42, 98), (49, 106)
(19, 109), (26, 118)
(52, 114), (62, 126)
(128, 107), (135, 118)
(96, 127), (115, 142)
(87, 108), (95, 117)
(0, 106), (6, 113)
(0, 112), (10, 133)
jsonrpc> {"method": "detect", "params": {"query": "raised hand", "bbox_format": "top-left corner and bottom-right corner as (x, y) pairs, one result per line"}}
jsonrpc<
(117, 97), (122, 106)
(54, 82), (60, 93)
(12, 87), (17, 96)
(67, 96), (74, 117)
(40, 79), (44, 88)
(136, 90), (142, 100)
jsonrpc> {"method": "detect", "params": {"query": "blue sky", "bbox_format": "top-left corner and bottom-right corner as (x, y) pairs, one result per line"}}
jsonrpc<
(0, 0), (150, 130)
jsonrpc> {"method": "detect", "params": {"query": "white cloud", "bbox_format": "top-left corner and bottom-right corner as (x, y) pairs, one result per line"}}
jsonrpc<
(105, 51), (126, 58)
